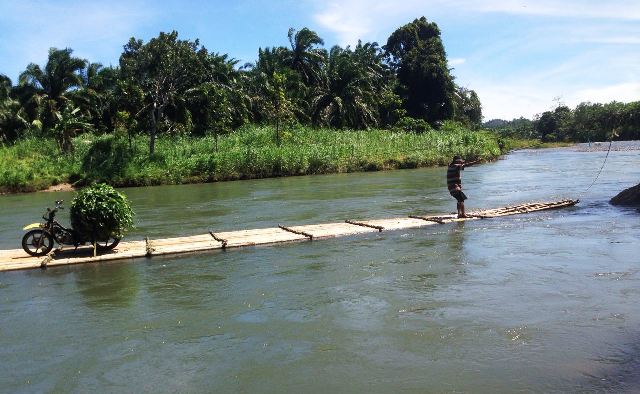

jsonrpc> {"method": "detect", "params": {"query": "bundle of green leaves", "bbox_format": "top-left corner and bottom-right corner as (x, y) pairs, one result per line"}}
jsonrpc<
(70, 183), (134, 241)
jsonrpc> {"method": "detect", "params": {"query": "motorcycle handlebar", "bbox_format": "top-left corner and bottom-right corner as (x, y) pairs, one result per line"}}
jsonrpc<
(45, 200), (64, 220)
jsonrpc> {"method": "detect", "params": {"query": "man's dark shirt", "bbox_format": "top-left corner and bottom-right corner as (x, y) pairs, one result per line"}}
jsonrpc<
(447, 162), (464, 192)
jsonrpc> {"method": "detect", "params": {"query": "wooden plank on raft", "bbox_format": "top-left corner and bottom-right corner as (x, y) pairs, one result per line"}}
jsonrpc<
(0, 241), (149, 271)
(148, 235), (223, 256)
(0, 199), (578, 272)
(352, 217), (440, 231)
(0, 251), (42, 271)
(285, 222), (378, 239)
(44, 241), (149, 267)
(0, 248), (31, 261)
(472, 199), (577, 218)
(213, 227), (309, 248)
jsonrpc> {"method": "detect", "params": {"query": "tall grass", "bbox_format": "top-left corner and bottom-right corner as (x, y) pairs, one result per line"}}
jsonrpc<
(1, 122), (511, 193)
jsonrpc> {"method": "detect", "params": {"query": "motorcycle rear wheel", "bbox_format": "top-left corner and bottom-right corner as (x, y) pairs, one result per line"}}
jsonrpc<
(94, 237), (121, 252)
(22, 229), (54, 257)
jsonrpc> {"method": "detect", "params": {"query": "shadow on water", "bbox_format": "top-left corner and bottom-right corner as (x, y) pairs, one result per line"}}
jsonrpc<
(399, 223), (469, 314)
(446, 222), (466, 263)
(576, 333), (640, 393)
(74, 263), (139, 310)
(144, 252), (229, 309)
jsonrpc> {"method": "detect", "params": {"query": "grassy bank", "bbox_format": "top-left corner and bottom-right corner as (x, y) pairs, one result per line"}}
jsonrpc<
(1, 123), (520, 193)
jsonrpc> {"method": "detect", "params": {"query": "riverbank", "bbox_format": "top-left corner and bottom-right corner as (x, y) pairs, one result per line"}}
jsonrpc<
(1, 123), (549, 194)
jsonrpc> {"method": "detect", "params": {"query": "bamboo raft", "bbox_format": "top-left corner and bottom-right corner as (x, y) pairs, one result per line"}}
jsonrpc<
(0, 199), (577, 272)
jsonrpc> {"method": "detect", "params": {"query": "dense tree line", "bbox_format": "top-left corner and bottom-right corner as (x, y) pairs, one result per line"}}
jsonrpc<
(0, 17), (484, 154)
(485, 101), (640, 142)
(535, 102), (640, 142)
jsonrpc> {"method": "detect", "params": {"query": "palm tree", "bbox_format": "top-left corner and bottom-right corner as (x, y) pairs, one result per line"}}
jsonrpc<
(311, 44), (384, 129)
(244, 47), (309, 125)
(81, 63), (125, 133)
(285, 28), (326, 86)
(18, 47), (87, 137)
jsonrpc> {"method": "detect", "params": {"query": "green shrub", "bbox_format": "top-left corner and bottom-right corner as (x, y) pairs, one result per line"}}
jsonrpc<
(393, 117), (433, 133)
(70, 183), (134, 240)
(81, 136), (132, 182)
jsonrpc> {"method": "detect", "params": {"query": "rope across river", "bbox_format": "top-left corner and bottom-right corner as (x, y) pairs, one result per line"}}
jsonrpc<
(578, 130), (617, 199)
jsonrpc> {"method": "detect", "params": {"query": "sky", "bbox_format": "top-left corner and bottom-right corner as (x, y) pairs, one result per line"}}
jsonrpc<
(0, 0), (638, 120)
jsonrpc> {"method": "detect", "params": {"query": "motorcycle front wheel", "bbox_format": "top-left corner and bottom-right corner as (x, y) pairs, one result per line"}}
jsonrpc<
(22, 229), (54, 257)
(94, 237), (121, 252)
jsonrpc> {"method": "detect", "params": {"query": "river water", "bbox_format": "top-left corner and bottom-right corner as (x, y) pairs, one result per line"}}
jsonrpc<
(1, 142), (639, 393)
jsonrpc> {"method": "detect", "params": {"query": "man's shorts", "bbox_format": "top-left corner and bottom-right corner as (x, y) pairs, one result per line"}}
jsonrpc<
(450, 189), (467, 203)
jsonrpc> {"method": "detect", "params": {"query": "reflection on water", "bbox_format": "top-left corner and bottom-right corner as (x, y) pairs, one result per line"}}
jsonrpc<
(75, 264), (140, 309)
(0, 141), (639, 392)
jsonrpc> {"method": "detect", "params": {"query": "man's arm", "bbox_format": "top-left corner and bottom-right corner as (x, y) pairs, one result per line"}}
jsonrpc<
(463, 159), (480, 168)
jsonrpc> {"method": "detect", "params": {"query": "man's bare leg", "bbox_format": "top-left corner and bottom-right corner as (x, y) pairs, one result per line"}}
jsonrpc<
(458, 201), (468, 218)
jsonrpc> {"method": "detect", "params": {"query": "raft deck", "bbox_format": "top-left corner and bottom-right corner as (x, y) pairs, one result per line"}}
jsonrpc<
(0, 199), (577, 272)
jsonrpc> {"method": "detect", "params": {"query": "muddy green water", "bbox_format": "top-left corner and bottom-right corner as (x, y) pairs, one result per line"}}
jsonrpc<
(1, 143), (639, 393)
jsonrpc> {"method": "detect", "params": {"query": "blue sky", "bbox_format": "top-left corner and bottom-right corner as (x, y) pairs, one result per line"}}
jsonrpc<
(1, 0), (638, 120)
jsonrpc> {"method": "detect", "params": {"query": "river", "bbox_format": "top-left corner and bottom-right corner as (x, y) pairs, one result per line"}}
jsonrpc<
(1, 142), (639, 393)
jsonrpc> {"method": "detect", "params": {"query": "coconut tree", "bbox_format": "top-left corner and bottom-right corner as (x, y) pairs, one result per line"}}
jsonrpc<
(311, 44), (384, 129)
(285, 28), (326, 86)
(73, 63), (121, 133)
(17, 48), (87, 140)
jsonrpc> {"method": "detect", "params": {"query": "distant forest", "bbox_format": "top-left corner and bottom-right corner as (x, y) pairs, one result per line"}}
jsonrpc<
(484, 101), (640, 142)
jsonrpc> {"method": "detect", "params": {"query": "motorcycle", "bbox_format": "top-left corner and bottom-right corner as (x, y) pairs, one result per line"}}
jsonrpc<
(22, 200), (120, 257)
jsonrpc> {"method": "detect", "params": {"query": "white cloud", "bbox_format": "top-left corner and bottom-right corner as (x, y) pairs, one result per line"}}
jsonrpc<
(314, 3), (372, 46)
(571, 82), (640, 104)
(449, 58), (466, 66)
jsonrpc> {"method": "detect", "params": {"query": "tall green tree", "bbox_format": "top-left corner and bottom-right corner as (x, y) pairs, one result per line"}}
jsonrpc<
(621, 101), (640, 140)
(120, 31), (209, 155)
(534, 106), (572, 142)
(385, 17), (455, 124)
(453, 86), (482, 126)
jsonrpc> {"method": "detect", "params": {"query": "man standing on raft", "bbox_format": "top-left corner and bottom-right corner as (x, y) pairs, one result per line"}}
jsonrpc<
(447, 156), (479, 218)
